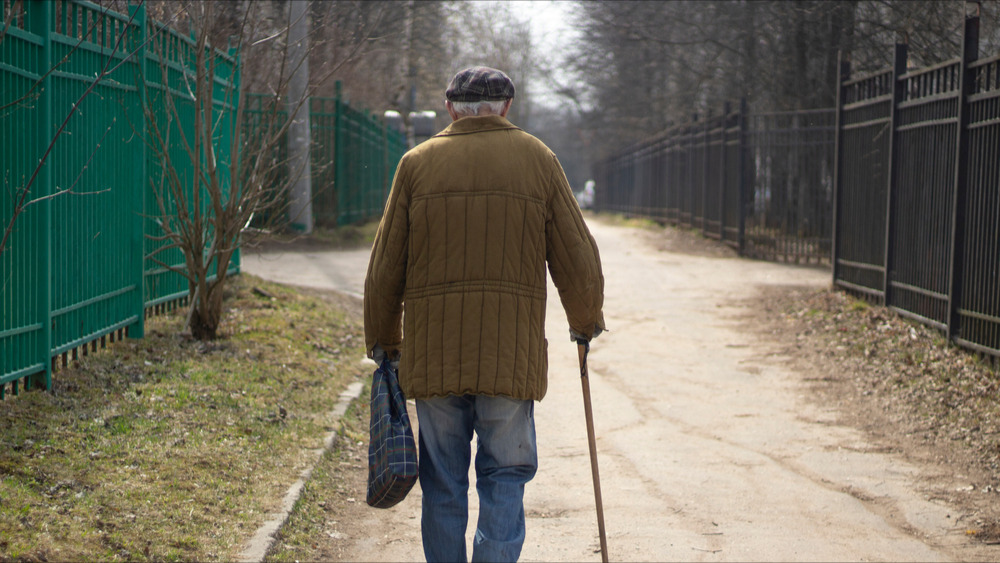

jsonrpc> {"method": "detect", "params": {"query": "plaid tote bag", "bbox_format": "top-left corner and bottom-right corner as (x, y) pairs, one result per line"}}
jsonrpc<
(366, 358), (418, 508)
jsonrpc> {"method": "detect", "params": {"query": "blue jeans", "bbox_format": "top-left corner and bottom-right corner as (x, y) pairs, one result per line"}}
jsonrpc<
(416, 394), (538, 563)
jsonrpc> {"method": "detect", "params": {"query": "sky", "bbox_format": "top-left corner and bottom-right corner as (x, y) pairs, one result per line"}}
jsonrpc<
(504, 0), (580, 103)
(506, 0), (578, 53)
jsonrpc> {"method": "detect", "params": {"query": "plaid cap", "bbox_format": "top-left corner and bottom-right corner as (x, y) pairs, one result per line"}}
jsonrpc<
(445, 67), (516, 102)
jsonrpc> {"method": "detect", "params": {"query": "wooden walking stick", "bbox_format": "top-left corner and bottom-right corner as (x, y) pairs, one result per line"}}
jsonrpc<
(578, 339), (609, 563)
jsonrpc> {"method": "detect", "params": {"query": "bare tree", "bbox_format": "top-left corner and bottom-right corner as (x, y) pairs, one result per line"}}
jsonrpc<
(567, 1), (999, 152)
(140, 0), (391, 340)
(304, 0), (451, 126)
(138, 1), (293, 340)
(304, 1), (539, 132)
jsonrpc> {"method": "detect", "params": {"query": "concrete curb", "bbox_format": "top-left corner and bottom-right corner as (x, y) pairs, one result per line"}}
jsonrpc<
(239, 379), (366, 562)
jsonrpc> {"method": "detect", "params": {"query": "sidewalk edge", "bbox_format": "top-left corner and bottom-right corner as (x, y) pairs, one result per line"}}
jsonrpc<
(238, 379), (366, 562)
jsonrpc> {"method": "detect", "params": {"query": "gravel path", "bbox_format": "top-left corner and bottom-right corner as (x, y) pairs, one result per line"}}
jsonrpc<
(242, 216), (995, 562)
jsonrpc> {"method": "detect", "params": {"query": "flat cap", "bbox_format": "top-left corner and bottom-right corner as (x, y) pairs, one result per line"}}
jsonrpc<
(445, 67), (515, 102)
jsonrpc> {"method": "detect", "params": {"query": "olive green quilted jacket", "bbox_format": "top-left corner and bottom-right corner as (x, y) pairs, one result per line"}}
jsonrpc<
(363, 114), (605, 401)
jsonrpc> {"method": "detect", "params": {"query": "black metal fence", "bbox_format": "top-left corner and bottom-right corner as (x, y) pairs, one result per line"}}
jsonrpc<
(832, 15), (1000, 358)
(593, 14), (999, 359)
(592, 102), (837, 264)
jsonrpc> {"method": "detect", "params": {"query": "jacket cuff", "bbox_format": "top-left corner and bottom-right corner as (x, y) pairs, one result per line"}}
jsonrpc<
(369, 343), (401, 361)
(569, 324), (605, 342)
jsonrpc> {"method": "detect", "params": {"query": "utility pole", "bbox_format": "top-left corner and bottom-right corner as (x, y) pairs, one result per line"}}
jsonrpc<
(287, 0), (313, 233)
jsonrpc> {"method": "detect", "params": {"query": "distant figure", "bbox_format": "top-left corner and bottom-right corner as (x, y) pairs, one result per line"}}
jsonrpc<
(577, 179), (596, 209)
(364, 66), (606, 562)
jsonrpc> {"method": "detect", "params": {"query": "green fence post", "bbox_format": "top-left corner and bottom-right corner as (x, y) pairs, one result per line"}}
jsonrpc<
(383, 115), (390, 206)
(333, 81), (344, 225)
(364, 109), (372, 218)
(129, 0), (146, 339)
(373, 113), (380, 217)
(26, 0), (55, 391)
(230, 44), (242, 274)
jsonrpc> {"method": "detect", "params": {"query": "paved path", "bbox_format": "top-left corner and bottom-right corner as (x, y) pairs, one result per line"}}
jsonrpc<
(242, 247), (370, 300)
(242, 217), (991, 562)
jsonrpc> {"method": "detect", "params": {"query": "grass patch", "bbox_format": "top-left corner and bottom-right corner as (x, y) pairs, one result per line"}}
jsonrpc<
(848, 298), (870, 312)
(0, 274), (366, 562)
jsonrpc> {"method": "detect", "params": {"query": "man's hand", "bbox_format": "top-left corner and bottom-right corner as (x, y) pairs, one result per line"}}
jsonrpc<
(372, 344), (400, 370)
(570, 326), (604, 343)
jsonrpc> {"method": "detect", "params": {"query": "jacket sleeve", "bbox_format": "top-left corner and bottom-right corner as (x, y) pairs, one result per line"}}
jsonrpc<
(544, 155), (607, 339)
(364, 157), (411, 357)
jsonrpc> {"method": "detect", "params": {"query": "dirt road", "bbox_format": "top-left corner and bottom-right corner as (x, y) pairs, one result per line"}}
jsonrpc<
(243, 217), (992, 562)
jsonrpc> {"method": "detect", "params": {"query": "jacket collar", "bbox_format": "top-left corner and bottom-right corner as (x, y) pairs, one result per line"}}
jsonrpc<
(435, 114), (520, 137)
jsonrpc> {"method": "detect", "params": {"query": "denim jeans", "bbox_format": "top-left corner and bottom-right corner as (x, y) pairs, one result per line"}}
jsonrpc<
(416, 394), (538, 563)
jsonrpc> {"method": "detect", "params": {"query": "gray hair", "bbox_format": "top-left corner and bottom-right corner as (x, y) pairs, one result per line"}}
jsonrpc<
(449, 99), (508, 116)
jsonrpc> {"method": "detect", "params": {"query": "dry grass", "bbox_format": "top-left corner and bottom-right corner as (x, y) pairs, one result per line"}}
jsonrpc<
(0, 274), (366, 562)
(750, 285), (1000, 543)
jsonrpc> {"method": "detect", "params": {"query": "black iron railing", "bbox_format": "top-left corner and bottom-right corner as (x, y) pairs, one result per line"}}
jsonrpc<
(592, 15), (999, 359)
(593, 102), (836, 264)
(833, 15), (1000, 358)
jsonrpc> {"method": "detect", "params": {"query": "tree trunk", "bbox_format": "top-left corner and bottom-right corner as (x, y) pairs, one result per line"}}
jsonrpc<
(188, 276), (226, 341)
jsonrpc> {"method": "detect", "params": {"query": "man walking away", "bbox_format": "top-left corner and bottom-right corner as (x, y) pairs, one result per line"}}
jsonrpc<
(364, 66), (606, 563)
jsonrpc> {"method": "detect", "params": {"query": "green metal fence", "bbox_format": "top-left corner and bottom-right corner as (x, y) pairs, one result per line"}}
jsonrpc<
(318, 82), (408, 226)
(245, 82), (408, 228)
(1, 0), (239, 398)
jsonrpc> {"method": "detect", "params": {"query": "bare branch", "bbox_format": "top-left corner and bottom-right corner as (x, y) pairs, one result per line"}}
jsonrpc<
(0, 0), (19, 45)
(1, 0), (143, 258)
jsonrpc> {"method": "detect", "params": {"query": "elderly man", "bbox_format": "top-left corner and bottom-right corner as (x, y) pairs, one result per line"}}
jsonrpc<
(364, 66), (605, 562)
